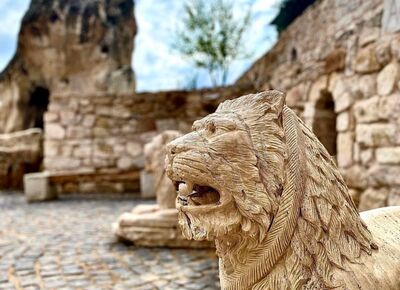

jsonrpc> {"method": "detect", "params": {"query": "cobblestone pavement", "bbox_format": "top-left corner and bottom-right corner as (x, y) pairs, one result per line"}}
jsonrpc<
(0, 192), (219, 290)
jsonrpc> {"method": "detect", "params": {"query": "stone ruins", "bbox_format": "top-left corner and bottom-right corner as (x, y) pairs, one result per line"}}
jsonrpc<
(167, 90), (400, 289)
(0, 0), (399, 213)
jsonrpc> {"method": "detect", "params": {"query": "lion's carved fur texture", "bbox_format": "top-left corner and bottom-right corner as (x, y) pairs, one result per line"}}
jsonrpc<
(166, 91), (400, 290)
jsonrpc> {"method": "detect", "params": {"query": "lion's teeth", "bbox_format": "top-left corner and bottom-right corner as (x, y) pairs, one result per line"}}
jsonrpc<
(178, 181), (193, 196)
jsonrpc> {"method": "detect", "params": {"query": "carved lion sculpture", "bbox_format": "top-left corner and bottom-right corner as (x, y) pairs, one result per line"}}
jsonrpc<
(166, 90), (400, 290)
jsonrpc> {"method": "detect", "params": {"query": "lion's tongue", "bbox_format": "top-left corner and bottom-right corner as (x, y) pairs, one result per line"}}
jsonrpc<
(178, 181), (193, 196)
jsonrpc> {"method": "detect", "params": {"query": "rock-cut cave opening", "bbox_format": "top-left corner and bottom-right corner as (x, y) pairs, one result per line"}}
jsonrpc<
(26, 86), (50, 129)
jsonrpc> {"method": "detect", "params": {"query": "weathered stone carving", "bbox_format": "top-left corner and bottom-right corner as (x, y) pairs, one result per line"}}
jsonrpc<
(166, 91), (400, 289)
(140, 130), (182, 204)
(114, 131), (212, 248)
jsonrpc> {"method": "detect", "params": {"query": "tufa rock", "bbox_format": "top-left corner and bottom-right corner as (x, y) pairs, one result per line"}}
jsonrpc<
(0, 0), (136, 133)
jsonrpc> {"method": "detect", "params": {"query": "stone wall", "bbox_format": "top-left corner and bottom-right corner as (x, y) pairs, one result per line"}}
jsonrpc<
(0, 129), (43, 189)
(43, 85), (252, 193)
(236, 0), (400, 209)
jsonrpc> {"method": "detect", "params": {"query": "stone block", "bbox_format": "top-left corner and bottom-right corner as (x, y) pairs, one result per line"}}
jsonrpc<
(94, 143), (114, 158)
(354, 45), (381, 73)
(24, 172), (57, 202)
(44, 140), (59, 157)
(66, 126), (92, 139)
(377, 62), (399, 96)
(348, 188), (361, 207)
(376, 147), (400, 164)
(336, 111), (351, 132)
(111, 106), (131, 119)
(79, 182), (96, 193)
(73, 145), (92, 158)
(126, 141), (142, 157)
(46, 124), (65, 139)
(357, 74), (377, 98)
(368, 165), (400, 186)
(92, 157), (114, 168)
(60, 111), (78, 125)
(375, 43), (392, 67)
(342, 165), (368, 189)
(309, 76), (328, 102)
(82, 115), (96, 127)
(379, 93), (400, 119)
(156, 119), (179, 131)
(140, 170), (156, 198)
(334, 92), (354, 113)
(43, 112), (59, 123)
(337, 132), (354, 168)
(354, 96), (380, 123)
(360, 149), (373, 165)
(46, 157), (81, 171)
(93, 127), (109, 137)
(359, 27), (380, 47)
(117, 156), (135, 170)
(356, 124), (396, 147)
(131, 155), (145, 169)
(358, 188), (389, 211)
(324, 48), (346, 73)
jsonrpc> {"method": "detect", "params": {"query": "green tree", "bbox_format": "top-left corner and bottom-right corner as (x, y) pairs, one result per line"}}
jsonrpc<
(173, 0), (252, 87)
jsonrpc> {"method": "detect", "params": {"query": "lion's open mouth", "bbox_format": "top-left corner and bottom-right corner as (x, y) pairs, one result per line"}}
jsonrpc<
(174, 181), (220, 206)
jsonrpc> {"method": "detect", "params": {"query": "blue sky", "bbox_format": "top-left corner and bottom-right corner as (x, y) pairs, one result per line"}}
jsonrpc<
(0, 0), (279, 92)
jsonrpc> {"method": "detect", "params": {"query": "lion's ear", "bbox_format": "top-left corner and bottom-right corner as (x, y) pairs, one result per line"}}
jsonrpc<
(259, 90), (286, 115)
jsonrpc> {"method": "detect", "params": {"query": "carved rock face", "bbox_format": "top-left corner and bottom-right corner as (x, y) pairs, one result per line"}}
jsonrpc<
(0, 0), (136, 133)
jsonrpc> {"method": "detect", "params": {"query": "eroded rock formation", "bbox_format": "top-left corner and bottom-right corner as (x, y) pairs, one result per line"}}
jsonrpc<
(0, 128), (43, 189)
(166, 91), (400, 289)
(0, 0), (136, 133)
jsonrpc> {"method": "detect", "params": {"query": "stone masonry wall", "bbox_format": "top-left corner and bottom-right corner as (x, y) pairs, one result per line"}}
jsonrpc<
(236, 0), (400, 210)
(43, 85), (252, 193)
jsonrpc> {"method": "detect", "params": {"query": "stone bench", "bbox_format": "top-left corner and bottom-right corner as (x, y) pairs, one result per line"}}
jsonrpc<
(24, 170), (140, 202)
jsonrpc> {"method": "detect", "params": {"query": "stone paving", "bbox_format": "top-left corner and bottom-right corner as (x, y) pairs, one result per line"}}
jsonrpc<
(0, 192), (219, 290)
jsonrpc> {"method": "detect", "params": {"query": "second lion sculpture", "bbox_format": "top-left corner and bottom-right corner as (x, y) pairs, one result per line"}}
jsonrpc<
(166, 90), (400, 290)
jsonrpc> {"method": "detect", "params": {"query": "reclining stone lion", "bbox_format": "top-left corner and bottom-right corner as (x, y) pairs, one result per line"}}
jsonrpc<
(166, 90), (400, 290)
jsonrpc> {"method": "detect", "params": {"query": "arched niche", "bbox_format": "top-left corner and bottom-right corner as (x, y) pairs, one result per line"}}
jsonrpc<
(312, 90), (337, 157)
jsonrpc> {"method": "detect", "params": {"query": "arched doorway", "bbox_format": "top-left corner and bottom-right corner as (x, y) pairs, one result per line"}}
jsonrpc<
(24, 86), (50, 129)
(312, 90), (337, 157)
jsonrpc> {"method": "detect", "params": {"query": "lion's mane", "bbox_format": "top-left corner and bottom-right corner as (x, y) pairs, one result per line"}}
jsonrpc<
(211, 91), (376, 289)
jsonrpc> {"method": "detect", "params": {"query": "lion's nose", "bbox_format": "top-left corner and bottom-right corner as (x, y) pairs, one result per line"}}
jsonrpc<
(166, 143), (177, 159)
(166, 140), (187, 158)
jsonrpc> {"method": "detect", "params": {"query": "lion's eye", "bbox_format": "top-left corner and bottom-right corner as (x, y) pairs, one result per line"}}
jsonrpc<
(206, 122), (216, 134)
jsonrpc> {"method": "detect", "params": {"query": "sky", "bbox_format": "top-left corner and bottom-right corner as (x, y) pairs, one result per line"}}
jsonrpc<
(0, 0), (279, 92)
